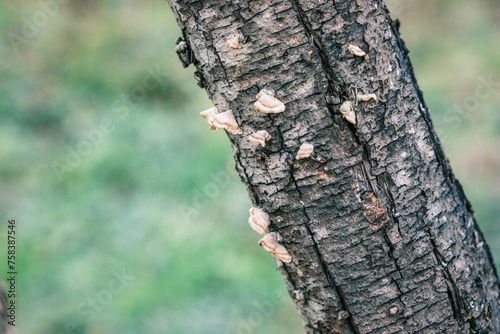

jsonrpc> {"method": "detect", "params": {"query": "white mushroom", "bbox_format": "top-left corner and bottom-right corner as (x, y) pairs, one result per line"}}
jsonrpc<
(339, 101), (356, 125)
(248, 130), (271, 147)
(357, 93), (377, 102)
(212, 111), (242, 134)
(226, 33), (244, 49)
(254, 89), (286, 114)
(200, 107), (242, 134)
(200, 107), (218, 130)
(296, 143), (314, 160)
(258, 232), (292, 263)
(348, 44), (369, 60)
(248, 207), (270, 235)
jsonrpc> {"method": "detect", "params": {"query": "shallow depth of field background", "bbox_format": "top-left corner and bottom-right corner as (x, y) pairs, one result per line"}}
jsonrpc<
(0, 1), (499, 333)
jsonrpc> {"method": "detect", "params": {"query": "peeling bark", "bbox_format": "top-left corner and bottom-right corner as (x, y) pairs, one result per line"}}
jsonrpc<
(166, 1), (500, 333)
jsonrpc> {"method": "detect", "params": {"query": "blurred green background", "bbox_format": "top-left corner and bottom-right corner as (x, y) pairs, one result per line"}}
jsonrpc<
(0, 0), (499, 333)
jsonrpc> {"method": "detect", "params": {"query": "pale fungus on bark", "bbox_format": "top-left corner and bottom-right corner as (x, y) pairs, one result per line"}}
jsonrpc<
(348, 44), (369, 60)
(253, 89), (286, 114)
(226, 33), (245, 49)
(295, 143), (314, 160)
(213, 111), (242, 135)
(258, 232), (292, 263)
(199, 107), (242, 135)
(357, 93), (378, 102)
(248, 130), (271, 147)
(199, 107), (218, 130)
(389, 305), (400, 316)
(339, 100), (356, 125)
(258, 232), (280, 253)
(248, 207), (270, 235)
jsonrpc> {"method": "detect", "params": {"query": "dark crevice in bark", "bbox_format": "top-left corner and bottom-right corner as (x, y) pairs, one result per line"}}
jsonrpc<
(285, 2), (369, 332)
(379, 173), (403, 237)
(275, 112), (354, 331)
(286, 3), (406, 332)
(201, 29), (231, 85)
(336, 285), (361, 334)
(289, 157), (358, 333)
(359, 145), (377, 194)
(428, 233), (466, 323)
(382, 233), (403, 292)
(445, 280), (461, 321)
(302, 222), (334, 288)
(288, 0), (347, 99)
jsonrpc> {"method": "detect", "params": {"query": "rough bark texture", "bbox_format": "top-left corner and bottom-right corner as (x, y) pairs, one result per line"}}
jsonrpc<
(166, 1), (500, 333)
(0, 284), (8, 334)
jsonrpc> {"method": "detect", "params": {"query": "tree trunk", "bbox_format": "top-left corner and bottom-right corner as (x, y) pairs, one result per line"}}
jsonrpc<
(0, 284), (10, 334)
(166, 1), (500, 332)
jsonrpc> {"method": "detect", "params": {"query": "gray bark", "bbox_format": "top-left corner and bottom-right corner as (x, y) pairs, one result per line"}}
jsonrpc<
(166, 1), (500, 333)
(0, 284), (8, 334)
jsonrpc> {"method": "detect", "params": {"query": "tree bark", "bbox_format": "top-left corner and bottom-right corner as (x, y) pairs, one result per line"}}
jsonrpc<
(166, 1), (500, 333)
(0, 284), (10, 334)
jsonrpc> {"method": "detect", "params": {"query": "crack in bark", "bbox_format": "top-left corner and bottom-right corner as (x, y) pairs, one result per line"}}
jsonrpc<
(285, 2), (371, 332)
(336, 285), (361, 334)
(382, 233), (404, 292)
(289, 159), (357, 332)
(428, 233), (466, 323)
(288, 0), (347, 99)
(286, 1), (409, 332)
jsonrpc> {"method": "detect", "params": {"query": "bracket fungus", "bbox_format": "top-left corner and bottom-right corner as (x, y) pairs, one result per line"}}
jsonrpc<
(253, 89), (286, 114)
(226, 33), (245, 49)
(199, 107), (218, 130)
(200, 107), (242, 135)
(248, 207), (270, 235)
(258, 232), (292, 263)
(296, 143), (314, 160)
(248, 130), (271, 147)
(348, 44), (369, 60)
(339, 101), (356, 125)
(357, 93), (378, 102)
